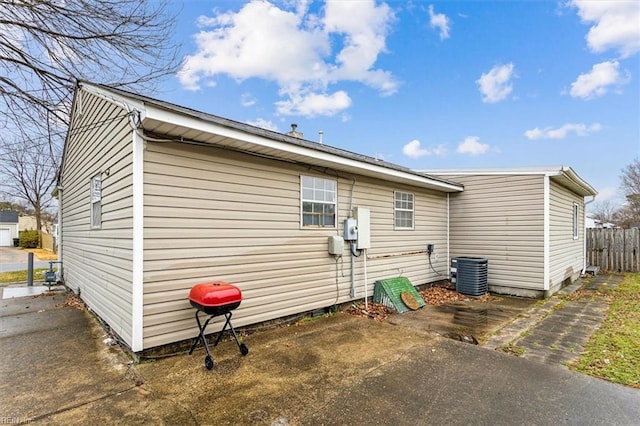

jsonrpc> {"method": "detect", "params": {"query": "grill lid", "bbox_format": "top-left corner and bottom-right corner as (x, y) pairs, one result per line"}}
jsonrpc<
(189, 281), (242, 307)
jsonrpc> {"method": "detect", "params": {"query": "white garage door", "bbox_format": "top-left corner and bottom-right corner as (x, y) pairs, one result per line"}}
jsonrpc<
(0, 229), (11, 246)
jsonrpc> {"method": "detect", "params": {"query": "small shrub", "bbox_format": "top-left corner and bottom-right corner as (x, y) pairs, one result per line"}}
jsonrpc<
(19, 230), (39, 248)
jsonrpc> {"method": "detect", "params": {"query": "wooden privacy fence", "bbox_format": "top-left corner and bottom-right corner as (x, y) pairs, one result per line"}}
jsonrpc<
(40, 232), (57, 253)
(586, 228), (640, 272)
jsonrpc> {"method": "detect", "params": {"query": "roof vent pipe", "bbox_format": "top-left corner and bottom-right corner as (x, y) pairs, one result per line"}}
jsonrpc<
(286, 123), (303, 139)
(318, 131), (324, 144)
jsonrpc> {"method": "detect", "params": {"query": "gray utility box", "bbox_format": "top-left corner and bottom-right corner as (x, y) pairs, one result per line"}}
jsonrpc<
(451, 257), (488, 296)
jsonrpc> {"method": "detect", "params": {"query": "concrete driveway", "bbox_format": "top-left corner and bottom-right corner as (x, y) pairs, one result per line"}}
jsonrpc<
(2, 285), (639, 425)
(0, 247), (51, 273)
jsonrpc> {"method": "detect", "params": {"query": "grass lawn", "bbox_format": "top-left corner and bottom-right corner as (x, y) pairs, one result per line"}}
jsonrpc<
(0, 248), (58, 285)
(0, 268), (51, 285)
(572, 273), (640, 389)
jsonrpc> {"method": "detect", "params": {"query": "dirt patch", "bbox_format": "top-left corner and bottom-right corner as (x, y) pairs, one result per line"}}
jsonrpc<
(23, 248), (58, 261)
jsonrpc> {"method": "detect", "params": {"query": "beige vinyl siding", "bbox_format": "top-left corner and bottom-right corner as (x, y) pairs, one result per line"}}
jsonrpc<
(60, 90), (135, 345)
(444, 174), (545, 291)
(549, 179), (584, 289)
(142, 141), (448, 349)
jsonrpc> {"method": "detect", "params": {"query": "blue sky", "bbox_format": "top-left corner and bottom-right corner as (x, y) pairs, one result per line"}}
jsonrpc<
(159, 0), (639, 210)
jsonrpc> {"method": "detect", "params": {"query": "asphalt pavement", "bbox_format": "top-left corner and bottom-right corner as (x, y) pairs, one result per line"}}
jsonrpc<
(2, 276), (639, 425)
(0, 246), (52, 273)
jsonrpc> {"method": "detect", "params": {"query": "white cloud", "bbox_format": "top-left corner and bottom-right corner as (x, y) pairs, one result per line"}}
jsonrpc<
(403, 140), (429, 158)
(428, 5), (451, 40)
(432, 144), (447, 156)
(275, 90), (352, 117)
(569, 60), (630, 99)
(457, 136), (489, 156)
(402, 140), (447, 159)
(571, 0), (640, 58)
(177, 0), (397, 117)
(476, 63), (515, 103)
(524, 122), (602, 140)
(324, 1), (398, 95)
(246, 118), (279, 132)
(240, 93), (256, 107)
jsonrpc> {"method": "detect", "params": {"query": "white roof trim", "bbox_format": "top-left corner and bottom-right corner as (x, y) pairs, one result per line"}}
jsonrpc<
(144, 107), (463, 192)
(80, 82), (463, 193)
(422, 166), (570, 176)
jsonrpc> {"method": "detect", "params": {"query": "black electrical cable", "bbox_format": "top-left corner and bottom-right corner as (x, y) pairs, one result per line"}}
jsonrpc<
(333, 255), (342, 306)
(428, 253), (444, 277)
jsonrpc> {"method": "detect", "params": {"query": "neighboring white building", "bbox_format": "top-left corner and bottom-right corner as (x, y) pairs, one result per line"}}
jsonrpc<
(586, 216), (617, 229)
(0, 210), (19, 246)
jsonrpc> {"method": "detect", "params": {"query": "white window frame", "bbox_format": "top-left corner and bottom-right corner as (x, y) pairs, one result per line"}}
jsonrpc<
(300, 175), (337, 228)
(572, 202), (579, 240)
(394, 191), (415, 230)
(91, 174), (102, 229)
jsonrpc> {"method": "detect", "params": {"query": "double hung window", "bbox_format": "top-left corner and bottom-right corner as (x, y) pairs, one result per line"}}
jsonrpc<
(301, 176), (337, 228)
(394, 191), (414, 229)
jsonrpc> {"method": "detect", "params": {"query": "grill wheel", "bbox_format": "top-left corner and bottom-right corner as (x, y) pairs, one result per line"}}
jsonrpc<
(204, 355), (214, 370)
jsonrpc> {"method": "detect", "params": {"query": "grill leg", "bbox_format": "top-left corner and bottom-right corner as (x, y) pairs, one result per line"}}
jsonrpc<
(213, 311), (233, 347)
(189, 310), (249, 366)
(213, 312), (248, 355)
(188, 310), (213, 360)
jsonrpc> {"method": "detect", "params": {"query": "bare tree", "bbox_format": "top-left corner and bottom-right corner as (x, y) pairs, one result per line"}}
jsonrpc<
(0, 0), (181, 134)
(0, 0), (181, 242)
(589, 200), (617, 224)
(614, 159), (640, 228)
(0, 128), (61, 247)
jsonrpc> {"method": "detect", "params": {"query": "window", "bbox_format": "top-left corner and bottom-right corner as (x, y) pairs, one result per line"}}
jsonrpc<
(573, 203), (579, 239)
(301, 176), (336, 228)
(394, 191), (414, 229)
(91, 175), (102, 229)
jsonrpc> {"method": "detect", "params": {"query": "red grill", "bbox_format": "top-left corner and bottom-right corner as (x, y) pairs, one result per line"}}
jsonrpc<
(188, 281), (249, 369)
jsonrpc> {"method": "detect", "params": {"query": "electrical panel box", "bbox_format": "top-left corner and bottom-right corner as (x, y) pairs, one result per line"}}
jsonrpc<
(344, 218), (358, 241)
(353, 206), (371, 249)
(328, 235), (344, 255)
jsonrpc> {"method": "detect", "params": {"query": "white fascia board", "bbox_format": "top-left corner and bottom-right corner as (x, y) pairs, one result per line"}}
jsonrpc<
(80, 82), (147, 120)
(143, 106), (463, 193)
(555, 167), (598, 197)
(420, 166), (566, 176)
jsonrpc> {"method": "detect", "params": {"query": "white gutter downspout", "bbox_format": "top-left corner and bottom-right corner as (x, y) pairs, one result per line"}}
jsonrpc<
(543, 176), (550, 291)
(447, 193), (450, 279)
(582, 196), (596, 274)
(130, 112), (145, 352)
